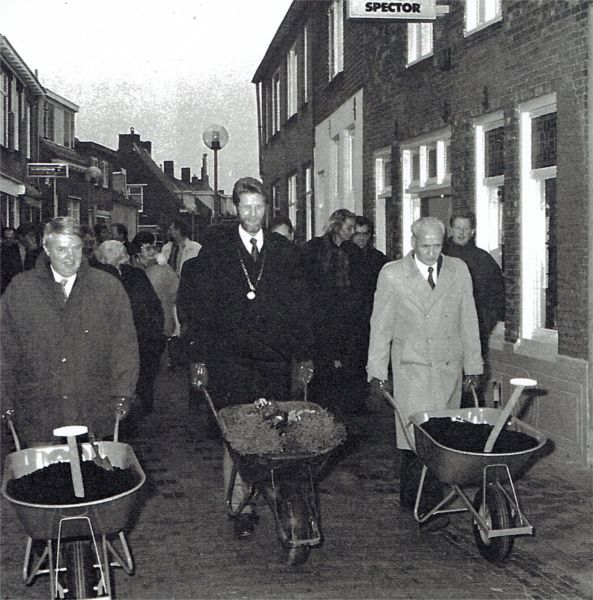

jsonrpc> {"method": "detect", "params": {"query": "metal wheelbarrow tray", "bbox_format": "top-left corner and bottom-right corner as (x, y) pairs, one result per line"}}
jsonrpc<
(2, 441), (146, 540)
(409, 407), (547, 487)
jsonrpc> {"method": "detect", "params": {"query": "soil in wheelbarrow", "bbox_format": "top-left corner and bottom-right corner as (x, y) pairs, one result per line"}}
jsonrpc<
(7, 461), (140, 505)
(420, 418), (540, 454)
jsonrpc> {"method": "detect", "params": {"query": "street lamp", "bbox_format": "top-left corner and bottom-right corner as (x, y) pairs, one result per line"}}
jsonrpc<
(85, 160), (102, 224)
(202, 125), (229, 220)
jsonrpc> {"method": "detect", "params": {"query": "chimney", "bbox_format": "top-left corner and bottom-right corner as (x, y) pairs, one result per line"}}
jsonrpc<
(181, 167), (191, 183)
(201, 153), (209, 185)
(163, 161), (174, 178)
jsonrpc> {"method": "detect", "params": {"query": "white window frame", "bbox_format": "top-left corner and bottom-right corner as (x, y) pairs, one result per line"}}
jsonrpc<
(0, 72), (7, 147)
(272, 70), (281, 134)
(101, 160), (109, 188)
(474, 111), (504, 265)
(288, 173), (298, 227)
(465, 0), (502, 36)
(303, 26), (309, 104)
(67, 197), (81, 222)
(328, 0), (344, 80)
(304, 165), (313, 240)
(518, 93), (557, 351)
(374, 148), (392, 254)
(407, 22), (433, 66)
(127, 184), (146, 213)
(401, 128), (451, 254)
(287, 42), (298, 119)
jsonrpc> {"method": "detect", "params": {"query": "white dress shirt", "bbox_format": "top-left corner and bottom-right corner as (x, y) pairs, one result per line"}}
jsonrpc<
(238, 226), (264, 253)
(50, 267), (77, 297)
(414, 255), (438, 285)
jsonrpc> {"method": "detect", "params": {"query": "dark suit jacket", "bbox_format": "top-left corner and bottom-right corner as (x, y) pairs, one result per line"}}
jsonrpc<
(180, 225), (314, 365)
(0, 244), (42, 294)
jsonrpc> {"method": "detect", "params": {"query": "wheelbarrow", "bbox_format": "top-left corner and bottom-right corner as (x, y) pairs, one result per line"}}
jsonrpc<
(196, 381), (345, 566)
(1, 410), (146, 598)
(383, 378), (547, 562)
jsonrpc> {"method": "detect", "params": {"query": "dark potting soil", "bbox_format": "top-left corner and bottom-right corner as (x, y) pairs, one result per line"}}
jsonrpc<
(420, 418), (540, 453)
(7, 461), (140, 505)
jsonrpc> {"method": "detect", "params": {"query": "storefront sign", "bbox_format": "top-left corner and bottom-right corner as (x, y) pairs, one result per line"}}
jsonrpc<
(347, 0), (437, 20)
(27, 163), (69, 178)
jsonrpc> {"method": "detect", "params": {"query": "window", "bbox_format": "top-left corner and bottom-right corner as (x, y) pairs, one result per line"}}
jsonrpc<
(328, 0), (344, 79)
(465, 0), (502, 35)
(67, 197), (80, 222)
(0, 72), (8, 147)
(271, 182), (281, 216)
(287, 43), (298, 119)
(272, 71), (280, 134)
(63, 112), (75, 148)
(101, 160), (109, 188)
(407, 23), (433, 65)
(303, 26), (309, 104)
(474, 114), (505, 267)
(374, 149), (392, 254)
(288, 173), (297, 228)
(519, 94), (557, 340)
(401, 129), (452, 254)
(0, 193), (18, 227)
(127, 184), (145, 212)
(44, 102), (55, 141)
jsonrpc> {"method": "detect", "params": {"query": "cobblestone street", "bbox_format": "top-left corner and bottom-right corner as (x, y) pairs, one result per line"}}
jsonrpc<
(2, 361), (592, 600)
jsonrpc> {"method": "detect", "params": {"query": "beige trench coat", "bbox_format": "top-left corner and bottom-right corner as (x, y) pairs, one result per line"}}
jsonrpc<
(367, 253), (483, 450)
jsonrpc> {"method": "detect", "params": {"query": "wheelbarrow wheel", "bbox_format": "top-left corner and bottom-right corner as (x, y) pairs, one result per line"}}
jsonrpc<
(61, 540), (98, 598)
(277, 490), (311, 566)
(472, 485), (515, 563)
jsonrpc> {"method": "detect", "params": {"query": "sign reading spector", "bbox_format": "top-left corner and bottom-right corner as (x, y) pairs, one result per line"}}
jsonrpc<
(347, 0), (437, 20)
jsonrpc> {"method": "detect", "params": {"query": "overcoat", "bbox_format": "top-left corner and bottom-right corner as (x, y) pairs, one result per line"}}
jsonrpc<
(1, 254), (139, 444)
(367, 252), (483, 450)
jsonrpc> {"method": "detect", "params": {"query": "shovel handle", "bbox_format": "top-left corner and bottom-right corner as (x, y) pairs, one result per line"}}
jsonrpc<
(483, 378), (537, 453)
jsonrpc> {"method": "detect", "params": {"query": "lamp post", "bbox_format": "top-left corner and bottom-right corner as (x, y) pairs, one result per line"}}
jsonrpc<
(202, 125), (229, 220)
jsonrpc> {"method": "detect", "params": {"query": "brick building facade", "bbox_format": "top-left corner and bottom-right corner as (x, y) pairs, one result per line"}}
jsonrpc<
(253, 0), (593, 464)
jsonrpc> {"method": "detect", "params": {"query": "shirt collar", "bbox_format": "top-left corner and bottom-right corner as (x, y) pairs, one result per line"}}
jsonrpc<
(238, 225), (264, 252)
(414, 254), (438, 282)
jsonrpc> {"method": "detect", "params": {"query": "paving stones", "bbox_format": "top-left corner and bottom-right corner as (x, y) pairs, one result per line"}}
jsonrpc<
(1, 361), (592, 599)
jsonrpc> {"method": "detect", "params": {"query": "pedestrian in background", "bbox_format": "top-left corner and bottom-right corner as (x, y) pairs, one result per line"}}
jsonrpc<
(110, 222), (136, 259)
(300, 208), (365, 416)
(97, 239), (165, 417)
(442, 209), (504, 404)
(367, 216), (482, 530)
(351, 215), (388, 409)
(79, 224), (100, 268)
(187, 177), (314, 539)
(270, 215), (295, 241)
(1, 217), (139, 445)
(161, 220), (201, 276)
(0, 222), (42, 294)
(94, 222), (110, 245)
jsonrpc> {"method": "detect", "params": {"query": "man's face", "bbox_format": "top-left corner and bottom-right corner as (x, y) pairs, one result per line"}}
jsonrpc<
(82, 233), (96, 258)
(110, 226), (124, 242)
(44, 233), (82, 277)
(21, 232), (38, 251)
(168, 224), (181, 243)
(412, 224), (444, 266)
(237, 193), (266, 235)
(450, 217), (474, 247)
(139, 242), (157, 266)
(334, 218), (356, 245)
(352, 225), (371, 249)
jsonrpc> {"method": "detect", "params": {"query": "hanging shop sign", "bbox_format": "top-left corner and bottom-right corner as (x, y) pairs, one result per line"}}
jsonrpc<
(347, 0), (437, 20)
(27, 163), (69, 178)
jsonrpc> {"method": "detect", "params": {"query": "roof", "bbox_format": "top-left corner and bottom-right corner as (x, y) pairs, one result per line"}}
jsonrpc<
(46, 88), (79, 112)
(252, 1), (311, 83)
(0, 35), (45, 96)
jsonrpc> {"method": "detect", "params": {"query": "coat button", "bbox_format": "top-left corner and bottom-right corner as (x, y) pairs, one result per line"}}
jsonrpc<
(61, 357), (67, 363)
(62, 395), (68, 400)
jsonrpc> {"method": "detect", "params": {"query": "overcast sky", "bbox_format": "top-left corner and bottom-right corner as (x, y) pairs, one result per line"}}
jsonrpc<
(2, 0), (293, 193)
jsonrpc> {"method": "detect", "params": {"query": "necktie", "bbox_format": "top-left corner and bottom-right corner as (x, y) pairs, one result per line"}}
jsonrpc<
(427, 266), (435, 290)
(168, 244), (179, 272)
(250, 238), (259, 262)
(60, 279), (69, 302)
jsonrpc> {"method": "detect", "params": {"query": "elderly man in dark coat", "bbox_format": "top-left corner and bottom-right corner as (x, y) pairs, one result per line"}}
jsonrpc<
(1, 217), (139, 446)
(185, 177), (314, 539)
(96, 240), (165, 416)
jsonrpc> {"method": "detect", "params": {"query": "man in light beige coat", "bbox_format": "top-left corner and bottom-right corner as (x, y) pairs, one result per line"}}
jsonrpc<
(367, 216), (482, 527)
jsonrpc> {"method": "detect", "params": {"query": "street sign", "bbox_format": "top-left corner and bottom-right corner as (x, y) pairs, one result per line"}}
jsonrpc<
(347, 0), (437, 20)
(27, 163), (69, 178)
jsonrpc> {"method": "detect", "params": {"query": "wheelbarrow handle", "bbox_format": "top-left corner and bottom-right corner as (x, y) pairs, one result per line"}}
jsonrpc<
(2, 409), (21, 451)
(196, 382), (225, 434)
(381, 389), (416, 452)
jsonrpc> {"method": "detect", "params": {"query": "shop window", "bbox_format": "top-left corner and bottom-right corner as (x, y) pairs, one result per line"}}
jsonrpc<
(407, 22), (433, 65)
(465, 0), (502, 35)
(328, 0), (344, 79)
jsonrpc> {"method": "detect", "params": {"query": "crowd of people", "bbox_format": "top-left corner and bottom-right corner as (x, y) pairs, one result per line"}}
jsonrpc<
(0, 176), (504, 538)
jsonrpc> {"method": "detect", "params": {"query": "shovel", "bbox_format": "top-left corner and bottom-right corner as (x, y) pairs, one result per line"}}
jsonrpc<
(483, 377), (537, 453)
(88, 432), (113, 471)
(53, 425), (88, 498)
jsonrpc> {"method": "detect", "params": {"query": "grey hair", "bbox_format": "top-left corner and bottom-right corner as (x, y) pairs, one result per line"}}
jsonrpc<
(43, 217), (83, 245)
(411, 216), (445, 237)
(96, 239), (126, 265)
